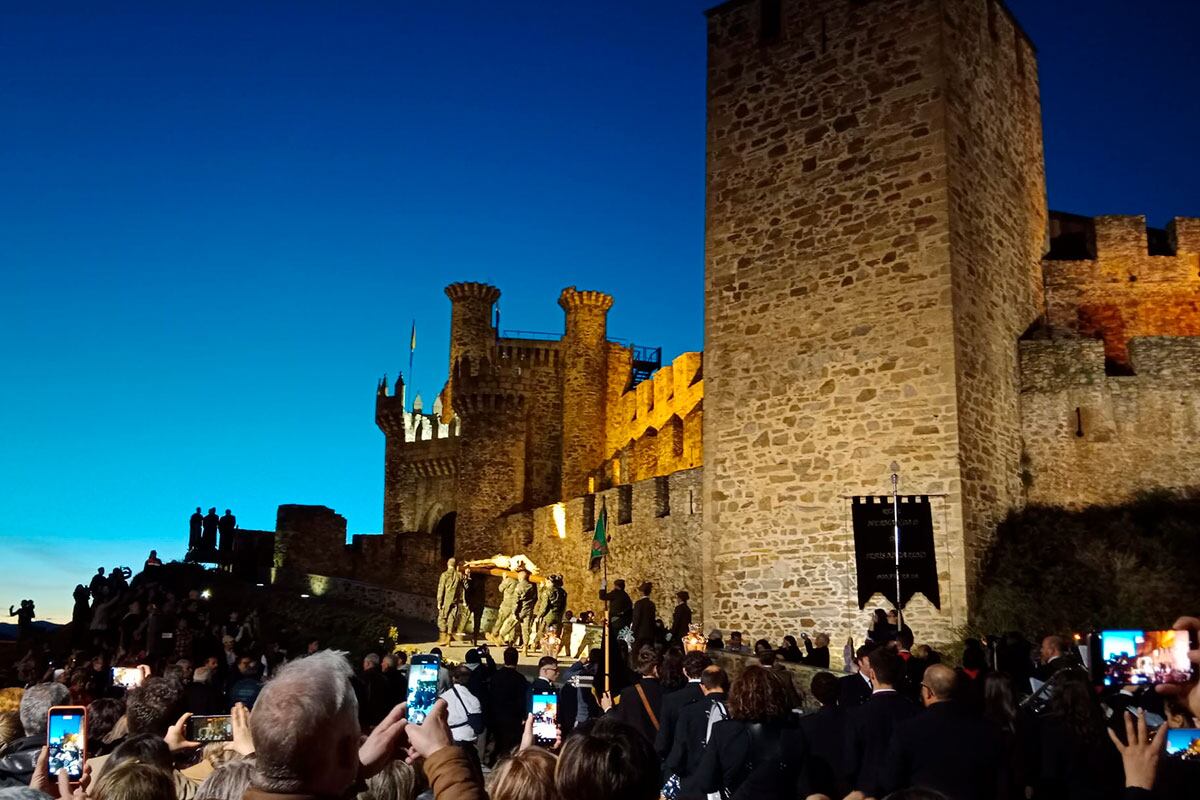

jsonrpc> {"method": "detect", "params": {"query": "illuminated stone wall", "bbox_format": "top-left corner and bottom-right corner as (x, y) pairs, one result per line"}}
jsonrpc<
(1020, 337), (1200, 506)
(1043, 215), (1200, 367)
(702, 0), (1042, 644)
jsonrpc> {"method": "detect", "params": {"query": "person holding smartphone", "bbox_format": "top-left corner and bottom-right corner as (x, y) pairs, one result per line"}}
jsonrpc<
(0, 683), (70, 787)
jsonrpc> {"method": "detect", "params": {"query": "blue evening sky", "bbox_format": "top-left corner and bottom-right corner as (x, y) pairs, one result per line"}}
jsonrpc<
(3, 1), (1197, 621)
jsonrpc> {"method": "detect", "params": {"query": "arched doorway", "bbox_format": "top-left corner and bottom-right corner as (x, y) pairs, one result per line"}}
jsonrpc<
(434, 512), (457, 560)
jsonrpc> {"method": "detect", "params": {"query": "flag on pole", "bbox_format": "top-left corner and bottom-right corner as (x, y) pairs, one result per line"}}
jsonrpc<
(589, 498), (609, 571)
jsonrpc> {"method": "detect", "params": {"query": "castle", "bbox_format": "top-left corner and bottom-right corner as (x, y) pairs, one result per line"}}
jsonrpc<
(267, 0), (1200, 645)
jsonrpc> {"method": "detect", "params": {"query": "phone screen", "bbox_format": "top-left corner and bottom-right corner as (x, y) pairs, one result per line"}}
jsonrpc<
(1165, 728), (1200, 760)
(1097, 630), (1198, 686)
(531, 692), (557, 746)
(47, 707), (86, 782)
(188, 715), (233, 742)
(406, 655), (440, 724)
(112, 666), (143, 689)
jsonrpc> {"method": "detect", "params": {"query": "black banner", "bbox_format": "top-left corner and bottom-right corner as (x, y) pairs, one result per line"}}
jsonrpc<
(850, 496), (940, 610)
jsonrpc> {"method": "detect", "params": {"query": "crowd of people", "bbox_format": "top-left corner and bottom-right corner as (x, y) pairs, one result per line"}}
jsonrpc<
(2, 562), (1198, 800)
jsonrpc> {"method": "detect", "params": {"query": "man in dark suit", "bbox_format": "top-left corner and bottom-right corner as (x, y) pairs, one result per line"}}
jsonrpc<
(881, 664), (1003, 800)
(843, 646), (919, 798)
(487, 646), (530, 760)
(800, 632), (831, 667)
(837, 643), (876, 708)
(527, 656), (560, 704)
(603, 647), (663, 745)
(655, 650), (712, 762)
(631, 581), (657, 659)
(1033, 634), (1073, 682)
(798, 671), (849, 800)
(664, 665), (729, 796)
(598, 578), (632, 647)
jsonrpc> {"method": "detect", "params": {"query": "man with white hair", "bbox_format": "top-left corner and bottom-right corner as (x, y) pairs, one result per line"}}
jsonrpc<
(245, 650), (484, 800)
(0, 682), (70, 787)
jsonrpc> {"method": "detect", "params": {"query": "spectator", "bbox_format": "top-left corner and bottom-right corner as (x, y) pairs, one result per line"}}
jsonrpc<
(882, 663), (1004, 800)
(90, 567), (109, 601)
(557, 649), (602, 739)
(488, 647), (530, 760)
(86, 697), (127, 757)
(126, 677), (186, 738)
(228, 656), (263, 710)
(0, 713), (21, 753)
(91, 759), (176, 800)
(630, 582), (656, 659)
(380, 654), (407, 710)
(1033, 634), (1072, 682)
(726, 631), (749, 655)
(488, 745), (558, 800)
(441, 665), (483, 749)
(355, 759), (416, 800)
(106, 732), (174, 773)
(357, 653), (391, 729)
(144, 550), (163, 569)
(800, 633), (831, 668)
(187, 667), (226, 716)
(663, 665), (729, 792)
(603, 648), (663, 746)
(556, 717), (660, 800)
(843, 646), (919, 798)
(1033, 671), (1123, 800)
(797, 671), (847, 799)
(0, 682), (69, 787)
(777, 636), (804, 663)
(837, 644), (876, 708)
(681, 664), (803, 799)
(197, 757), (257, 800)
(655, 650), (711, 762)
(529, 657), (559, 702)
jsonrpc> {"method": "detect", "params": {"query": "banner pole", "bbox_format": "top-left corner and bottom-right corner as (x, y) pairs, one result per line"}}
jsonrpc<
(889, 462), (904, 634)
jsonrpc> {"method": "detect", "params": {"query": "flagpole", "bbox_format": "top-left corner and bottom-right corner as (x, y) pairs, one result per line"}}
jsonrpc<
(408, 319), (415, 393)
(602, 550), (610, 698)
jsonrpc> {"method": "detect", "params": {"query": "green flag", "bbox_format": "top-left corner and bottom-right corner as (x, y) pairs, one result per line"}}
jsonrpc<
(589, 498), (609, 571)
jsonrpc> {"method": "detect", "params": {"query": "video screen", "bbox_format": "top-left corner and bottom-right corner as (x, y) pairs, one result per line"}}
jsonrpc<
(112, 666), (143, 689)
(406, 660), (439, 724)
(188, 715), (233, 742)
(1166, 728), (1200, 760)
(48, 711), (85, 781)
(531, 692), (557, 745)
(1099, 630), (1196, 686)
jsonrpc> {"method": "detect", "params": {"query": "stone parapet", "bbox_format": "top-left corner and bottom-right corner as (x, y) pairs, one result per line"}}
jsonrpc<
(1018, 339), (1106, 392)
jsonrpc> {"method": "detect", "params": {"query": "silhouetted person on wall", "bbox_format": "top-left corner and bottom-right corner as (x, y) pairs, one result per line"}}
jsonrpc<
(218, 508), (237, 556)
(107, 566), (128, 595)
(188, 506), (203, 553)
(89, 567), (107, 601)
(202, 507), (219, 552)
(9, 599), (35, 641)
(144, 549), (163, 569)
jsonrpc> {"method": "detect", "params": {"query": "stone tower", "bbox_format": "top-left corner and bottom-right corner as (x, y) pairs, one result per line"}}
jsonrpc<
(558, 287), (614, 499)
(702, 0), (1047, 640)
(442, 282), (502, 423)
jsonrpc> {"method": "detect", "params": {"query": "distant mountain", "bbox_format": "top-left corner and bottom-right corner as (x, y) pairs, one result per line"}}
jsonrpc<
(0, 620), (61, 641)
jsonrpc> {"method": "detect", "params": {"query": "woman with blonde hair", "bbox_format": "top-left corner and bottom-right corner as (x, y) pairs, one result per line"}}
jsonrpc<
(488, 747), (559, 800)
(356, 759), (417, 800)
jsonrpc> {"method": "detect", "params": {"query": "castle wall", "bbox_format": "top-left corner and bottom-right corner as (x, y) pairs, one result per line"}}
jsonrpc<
(702, 0), (1042, 643)
(603, 351), (705, 478)
(1020, 337), (1200, 506)
(941, 0), (1046, 590)
(499, 468), (706, 625)
(1043, 216), (1200, 367)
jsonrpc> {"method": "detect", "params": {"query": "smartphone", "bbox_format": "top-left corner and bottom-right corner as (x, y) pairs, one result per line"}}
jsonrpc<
(1094, 629), (1199, 686)
(112, 666), (144, 689)
(406, 654), (441, 724)
(187, 714), (233, 742)
(1165, 728), (1200, 760)
(531, 692), (557, 747)
(47, 706), (87, 783)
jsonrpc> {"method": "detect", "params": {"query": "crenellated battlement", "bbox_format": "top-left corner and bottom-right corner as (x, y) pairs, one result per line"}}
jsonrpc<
(376, 383), (460, 444)
(607, 351), (704, 462)
(1020, 336), (1200, 393)
(558, 286), (614, 312)
(449, 352), (555, 414)
(444, 281), (502, 303)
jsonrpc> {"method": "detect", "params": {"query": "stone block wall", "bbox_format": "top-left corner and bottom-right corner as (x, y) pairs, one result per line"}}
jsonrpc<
(1043, 215), (1200, 367)
(496, 468), (706, 625)
(1020, 337), (1200, 506)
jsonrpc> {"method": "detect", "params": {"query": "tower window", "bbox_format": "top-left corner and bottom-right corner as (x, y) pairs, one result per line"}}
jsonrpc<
(761, 0), (782, 44)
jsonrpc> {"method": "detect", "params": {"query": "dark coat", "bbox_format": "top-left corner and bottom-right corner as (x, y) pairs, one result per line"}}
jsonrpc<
(655, 681), (705, 760)
(607, 676), (664, 745)
(797, 704), (848, 799)
(631, 596), (657, 643)
(843, 690), (920, 796)
(1033, 714), (1123, 800)
(0, 735), (42, 788)
(186, 680), (227, 715)
(670, 603), (692, 643)
(881, 701), (1004, 800)
(665, 691), (727, 781)
(801, 643), (831, 668)
(599, 586), (632, 627)
(681, 717), (805, 800)
(558, 667), (602, 738)
(837, 672), (872, 708)
(487, 666), (530, 758)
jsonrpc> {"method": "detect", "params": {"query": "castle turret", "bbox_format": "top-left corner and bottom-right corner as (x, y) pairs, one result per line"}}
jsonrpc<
(443, 282), (501, 423)
(375, 372), (408, 536)
(558, 287), (614, 499)
(450, 355), (530, 559)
